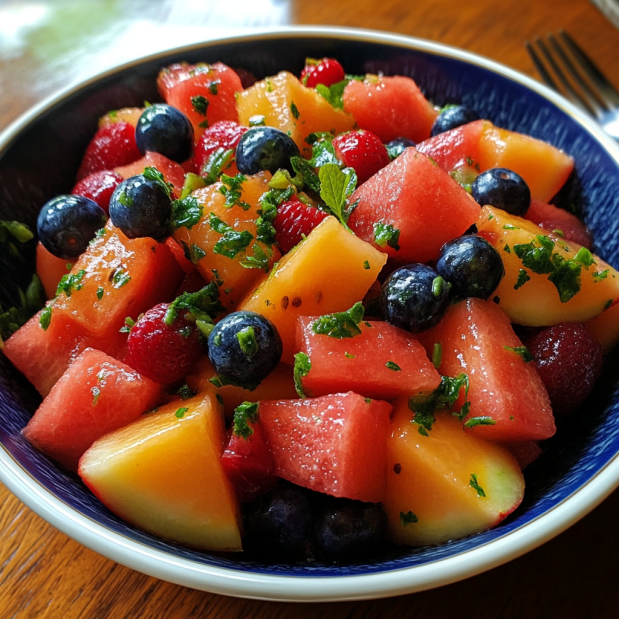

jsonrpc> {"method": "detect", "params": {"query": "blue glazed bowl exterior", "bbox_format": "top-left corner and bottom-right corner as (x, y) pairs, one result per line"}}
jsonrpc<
(1, 29), (619, 599)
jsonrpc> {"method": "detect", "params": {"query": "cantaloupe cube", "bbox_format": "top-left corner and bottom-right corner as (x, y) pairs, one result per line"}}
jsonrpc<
(237, 71), (356, 157)
(79, 392), (242, 551)
(238, 216), (387, 363)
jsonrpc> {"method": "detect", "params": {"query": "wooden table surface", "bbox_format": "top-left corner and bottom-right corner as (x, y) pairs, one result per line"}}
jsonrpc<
(2, 0), (619, 616)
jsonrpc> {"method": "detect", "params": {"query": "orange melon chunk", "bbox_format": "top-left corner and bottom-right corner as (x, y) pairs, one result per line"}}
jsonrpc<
(79, 392), (242, 551)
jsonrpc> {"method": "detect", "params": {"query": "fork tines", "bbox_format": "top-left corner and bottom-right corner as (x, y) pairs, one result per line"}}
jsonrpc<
(525, 30), (619, 119)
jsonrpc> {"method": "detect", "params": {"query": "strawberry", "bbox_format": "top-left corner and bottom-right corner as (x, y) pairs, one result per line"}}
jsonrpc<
(76, 121), (141, 181)
(332, 130), (391, 184)
(124, 303), (204, 384)
(273, 195), (329, 253)
(193, 121), (248, 178)
(71, 170), (124, 213)
(301, 58), (346, 88)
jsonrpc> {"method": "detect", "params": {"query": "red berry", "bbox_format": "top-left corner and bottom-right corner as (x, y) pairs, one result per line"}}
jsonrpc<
(192, 121), (248, 177)
(71, 170), (124, 213)
(76, 121), (142, 181)
(525, 322), (603, 417)
(273, 195), (329, 253)
(125, 303), (204, 384)
(332, 130), (391, 184)
(221, 421), (277, 502)
(301, 58), (346, 88)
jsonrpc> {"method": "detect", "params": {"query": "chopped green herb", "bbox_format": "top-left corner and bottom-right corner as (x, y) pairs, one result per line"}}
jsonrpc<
(177, 384), (196, 400)
(364, 397), (372, 404)
(237, 326), (258, 360)
(432, 276), (446, 297)
(470, 473), (486, 497)
(488, 213), (494, 220)
(119, 316), (136, 333)
(96, 286), (104, 300)
(315, 79), (349, 110)
(552, 228), (566, 238)
(503, 224), (519, 230)
(605, 299), (613, 310)
(92, 386), (101, 406)
(312, 301), (365, 339)
(593, 269), (609, 282)
(142, 166), (173, 198)
(386, 361), (401, 371)
(209, 213), (254, 259)
(175, 407), (189, 419)
(56, 270), (86, 298)
(464, 416), (496, 428)
(219, 174), (250, 211)
(514, 269), (531, 290)
(432, 342), (442, 369)
(503, 244), (511, 254)
(171, 195), (203, 230)
(180, 240), (206, 264)
(112, 268), (131, 289)
(191, 95), (209, 116)
(363, 260), (370, 270)
(208, 81), (220, 95)
(400, 510), (418, 527)
(39, 305), (52, 330)
(373, 221), (401, 251)
(164, 281), (223, 326)
(290, 101), (300, 119)
(201, 148), (235, 185)
(249, 115), (266, 127)
(504, 345), (534, 362)
(232, 401), (259, 439)
(117, 188), (133, 207)
(293, 352), (312, 398)
(345, 352), (356, 358)
(198, 120), (209, 129)
(574, 246), (595, 268)
(216, 394), (224, 406)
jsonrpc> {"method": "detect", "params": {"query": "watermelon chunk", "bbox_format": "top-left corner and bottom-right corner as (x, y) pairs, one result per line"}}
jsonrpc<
(24, 348), (163, 470)
(347, 148), (480, 263)
(295, 318), (441, 399)
(259, 393), (392, 503)
(343, 76), (438, 143)
(416, 298), (556, 442)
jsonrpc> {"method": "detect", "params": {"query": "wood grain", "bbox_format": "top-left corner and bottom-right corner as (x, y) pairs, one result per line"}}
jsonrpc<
(2, 0), (619, 616)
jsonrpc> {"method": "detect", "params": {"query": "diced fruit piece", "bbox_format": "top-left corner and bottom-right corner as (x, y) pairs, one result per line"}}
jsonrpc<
(79, 392), (242, 550)
(114, 151), (185, 198)
(273, 194), (329, 253)
(524, 322), (603, 417)
(236, 127), (300, 175)
(50, 223), (184, 339)
(296, 318), (441, 399)
(221, 413), (277, 502)
(332, 130), (391, 184)
(157, 62), (243, 141)
(77, 121), (142, 181)
(348, 148), (480, 264)
(186, 357), (298, 418)
(586, 300), (619, 352)
(301, 58), (346, 88)
(24, 348), (163, 470)
(193, 121), (248, 178)
(99, 107), (144, 128)
(476, 206), (619, 325)
(171, 172), (280, 310)
(431, 105), (480, 137)
(416, 298), (556, 442)
(386, 404), (524, 546)
(3, 308), (126, 396)
(471, 168), (531, 217)
(238, 216), (387, 362)
(37, 195), (108, 259)
(237, 71), (356, 158)
(135, 104), (194, 163)
(343, 75), (439, 143)
(71, 170), (124, 213)
(503, 441), (542, 470)
(124, 303), (204, 384)
(36, 242), (75, 300)
(259, 392), (392, 502)
(166, 237), (195, 274)
(525, 199), (592, 249)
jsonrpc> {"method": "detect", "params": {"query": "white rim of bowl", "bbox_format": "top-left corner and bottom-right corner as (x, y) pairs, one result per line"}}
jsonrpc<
(2, 26), (619, 603)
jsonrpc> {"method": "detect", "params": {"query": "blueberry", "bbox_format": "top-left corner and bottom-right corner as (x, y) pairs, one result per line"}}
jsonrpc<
(109, 174), (172, 240)
(386, 137), (416, 160)
(208, 311), (282, 389)
(243, 481), (313, 559)
(431, 105), (480, 136)
(436, 235), (504, 300)
(314, 496), (388, 561)
(135, 104), (193, 163)
(380, 263), (450, 333)
(471, 167), (531, 216)
(236, 126), (300, 175)
(37, 195), (108, 259)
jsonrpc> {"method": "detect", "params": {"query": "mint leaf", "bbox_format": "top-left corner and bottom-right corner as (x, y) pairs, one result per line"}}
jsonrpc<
(373, 221), (401, 250)
(315, 79), (349, 110)
(318, 163), (357, 230)
(209, 213), (254, 259)
(312, 302), (365, 339)
(171, 195), (203, 230)
(233, 401), (260, 439)
(201, 148), (235, 185)
(293, 352), (312, 398)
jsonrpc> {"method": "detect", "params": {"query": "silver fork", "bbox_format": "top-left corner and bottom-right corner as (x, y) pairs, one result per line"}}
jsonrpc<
(525, 30), (619, 141)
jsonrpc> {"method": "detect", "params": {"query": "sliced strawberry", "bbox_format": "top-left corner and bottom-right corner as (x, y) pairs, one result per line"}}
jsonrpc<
(76, 122), (141, 181)
(273, 195), (329, 253)
(71, 170), (124, 213)
(332, 130), (391, 184)
(193, 121), (248, 178)
(301, 58), (346, 88)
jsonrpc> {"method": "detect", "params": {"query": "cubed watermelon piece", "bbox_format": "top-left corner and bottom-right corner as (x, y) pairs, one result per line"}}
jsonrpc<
(295, 318), (441, 399)
(347, 148), (480, 263)
(343, 76), (438, 143)
(259, 393), (392, 502)
(115, 151), (185, 198)
(525, 199), (592, 249)
(417, 298), (556, 442)
(24, 348), (163, 470)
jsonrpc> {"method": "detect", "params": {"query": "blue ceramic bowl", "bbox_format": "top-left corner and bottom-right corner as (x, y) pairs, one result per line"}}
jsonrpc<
(2, 27), (619, 601)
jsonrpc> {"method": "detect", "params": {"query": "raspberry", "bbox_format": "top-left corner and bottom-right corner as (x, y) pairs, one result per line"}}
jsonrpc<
(124, 303), (204, 384)
(71, 170), (124, 213)
(332, 130), (391, 184)
(76, 122), (141, 181)
(273, 195), (329, 253)
(525, 322), (603, 417)
(193, 121), (248, 177)
(301, 58), (346, 88)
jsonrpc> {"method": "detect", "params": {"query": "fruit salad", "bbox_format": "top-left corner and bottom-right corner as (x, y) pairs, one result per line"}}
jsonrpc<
(2, 55), (618, 564)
